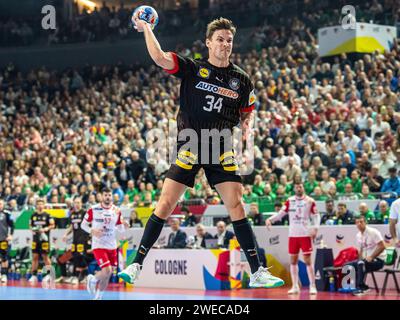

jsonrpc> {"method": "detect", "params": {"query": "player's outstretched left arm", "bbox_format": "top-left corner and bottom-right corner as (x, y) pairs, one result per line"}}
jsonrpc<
(133, 18), (175, 70)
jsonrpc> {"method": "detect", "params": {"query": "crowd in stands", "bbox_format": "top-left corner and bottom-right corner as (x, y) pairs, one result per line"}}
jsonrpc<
(1, 1), (400, 228)
(1, 0), (400, 47)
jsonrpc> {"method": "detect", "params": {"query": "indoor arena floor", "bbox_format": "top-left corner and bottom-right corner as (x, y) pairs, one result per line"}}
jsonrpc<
(1, 280), (400, 300)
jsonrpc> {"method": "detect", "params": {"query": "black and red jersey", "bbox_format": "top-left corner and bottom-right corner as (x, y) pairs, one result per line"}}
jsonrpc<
(164, 52), (255, 137)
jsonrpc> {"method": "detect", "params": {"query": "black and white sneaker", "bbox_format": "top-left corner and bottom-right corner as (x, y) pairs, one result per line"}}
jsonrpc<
(352, 289), (366, 296)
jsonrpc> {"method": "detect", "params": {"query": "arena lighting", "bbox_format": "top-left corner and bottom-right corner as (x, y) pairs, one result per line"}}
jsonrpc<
(77, 0), (97, 10)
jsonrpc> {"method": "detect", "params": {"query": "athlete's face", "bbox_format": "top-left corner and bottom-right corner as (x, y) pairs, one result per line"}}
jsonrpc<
(206, 29), (233, 63)
(294, 184), (304, 197)
(36, 201), (44, 213)
(74, 198), (82, 211)
(102, 192), (113, 206)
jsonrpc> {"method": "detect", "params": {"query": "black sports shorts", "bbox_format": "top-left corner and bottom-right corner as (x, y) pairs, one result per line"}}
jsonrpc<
(166, 145), (242, 188)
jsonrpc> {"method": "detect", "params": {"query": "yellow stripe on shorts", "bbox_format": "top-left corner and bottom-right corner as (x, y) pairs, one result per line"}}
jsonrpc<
(219, 151), (234, 162)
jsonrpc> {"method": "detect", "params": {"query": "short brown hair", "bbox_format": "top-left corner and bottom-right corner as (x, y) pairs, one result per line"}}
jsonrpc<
(206, 17), (236, 40)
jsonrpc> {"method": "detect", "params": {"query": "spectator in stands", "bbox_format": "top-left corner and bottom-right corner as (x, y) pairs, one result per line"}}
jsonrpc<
(345, 215), (386, 295)
(378, 151), (395, 179)
(359, 184), (375, 200)
(304, 171), (318, 195)
(111, 180), (124, 205)
(262, 183), (276, 202)
(129, 151), (146, 184)
(285, 157), (301, 183)
(342, 153), (356, 176)
(344, 128), (361, 152)
(165, 218), (187, 249)
(311, 186), (329, 201)
(363, 165), (384, 193)
(248, 202), (263, 226)
(336, 203), (355, 225)
(320, 169), (335, 195)
(350, 170), (362, 194)
(129, 210), (143, 228)
(338, 183), (359, 201)
(193, 223), (213, 249)
(381, 167), (400, 196)
(321, 199), (337, 225)
(214, 221), (235, 249)
(375, 200), (390, 222)
(181, 207), (197, 227)
(358, 202), (376, 223)
(336, 168), (351, 194)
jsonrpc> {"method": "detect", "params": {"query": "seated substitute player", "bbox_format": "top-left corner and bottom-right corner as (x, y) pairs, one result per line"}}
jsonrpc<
(0, 199), (14, 283)
(81, 188), (126, 300)
(29, 198), (55, 284)
(266, 183), (320, 295)
(62, 197), (92, 284)
(118, 17), (284, 288)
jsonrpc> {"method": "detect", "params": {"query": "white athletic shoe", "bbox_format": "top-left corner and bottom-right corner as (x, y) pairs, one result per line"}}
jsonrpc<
(118, 263), (141, 284)
(28, 275), (38, 284)
(80, 276), (87, 284)
(70, 277), (79, 285)
(309, 285), (318, 295)
(63, 277), (72, 284)
(1, 274), (7, 283)
(288, 286), (300, 294)
(249, 266), (285, 288)
(93, 290), (104, 300)
(42, 275), (55, 289)
(86, 274), (97, 296)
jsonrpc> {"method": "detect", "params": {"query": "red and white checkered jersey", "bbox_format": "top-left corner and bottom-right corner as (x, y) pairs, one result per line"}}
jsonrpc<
(270, 195), (318, 237)
(83, 203), (123, 250)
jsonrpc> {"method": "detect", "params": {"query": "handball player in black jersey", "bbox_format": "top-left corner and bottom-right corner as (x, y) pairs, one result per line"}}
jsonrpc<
(62, 197), (92, 284)
(119, 17), (284, 288)
(29, 198), (55, 284)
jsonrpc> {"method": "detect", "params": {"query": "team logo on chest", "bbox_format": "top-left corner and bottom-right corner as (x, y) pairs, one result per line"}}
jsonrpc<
(197, 67), (210, 79)
(229, 78), (240, 90)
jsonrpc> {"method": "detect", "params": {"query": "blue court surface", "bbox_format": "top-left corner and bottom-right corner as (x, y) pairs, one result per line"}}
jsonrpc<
(0, 285), (266, 300)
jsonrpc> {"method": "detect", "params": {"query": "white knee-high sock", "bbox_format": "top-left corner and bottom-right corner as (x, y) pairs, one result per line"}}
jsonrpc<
(290, 264), (299, 288)
(307, 264), (316, 287)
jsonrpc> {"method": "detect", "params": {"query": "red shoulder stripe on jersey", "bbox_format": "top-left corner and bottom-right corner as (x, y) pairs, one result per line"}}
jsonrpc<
(310, 201), (317, 214)
(85, 208), (93, 222)
(163, 52), (179, 74)
(283, 200), (290, 212)
(116, 210), (123, 225)
(241, 104), (255, 113)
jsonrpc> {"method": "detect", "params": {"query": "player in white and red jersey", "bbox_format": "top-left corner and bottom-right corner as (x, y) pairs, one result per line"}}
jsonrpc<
(266, 182), (320, 295)
(81, 187), (126, 300)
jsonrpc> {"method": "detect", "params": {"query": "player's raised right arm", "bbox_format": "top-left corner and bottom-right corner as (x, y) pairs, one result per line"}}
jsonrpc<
(135, 19), (175, 70)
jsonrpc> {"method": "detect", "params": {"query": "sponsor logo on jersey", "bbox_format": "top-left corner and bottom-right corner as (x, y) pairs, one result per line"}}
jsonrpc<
(197, 67), (210, 79)
(248, 89), (256, 105)
(195, 81), (239, 99)
(95, 218), (104, 223)
(229, 78), (240, 90)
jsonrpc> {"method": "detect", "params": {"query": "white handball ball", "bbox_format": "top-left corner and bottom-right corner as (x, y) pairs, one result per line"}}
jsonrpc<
(132, 5), (159, 30)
